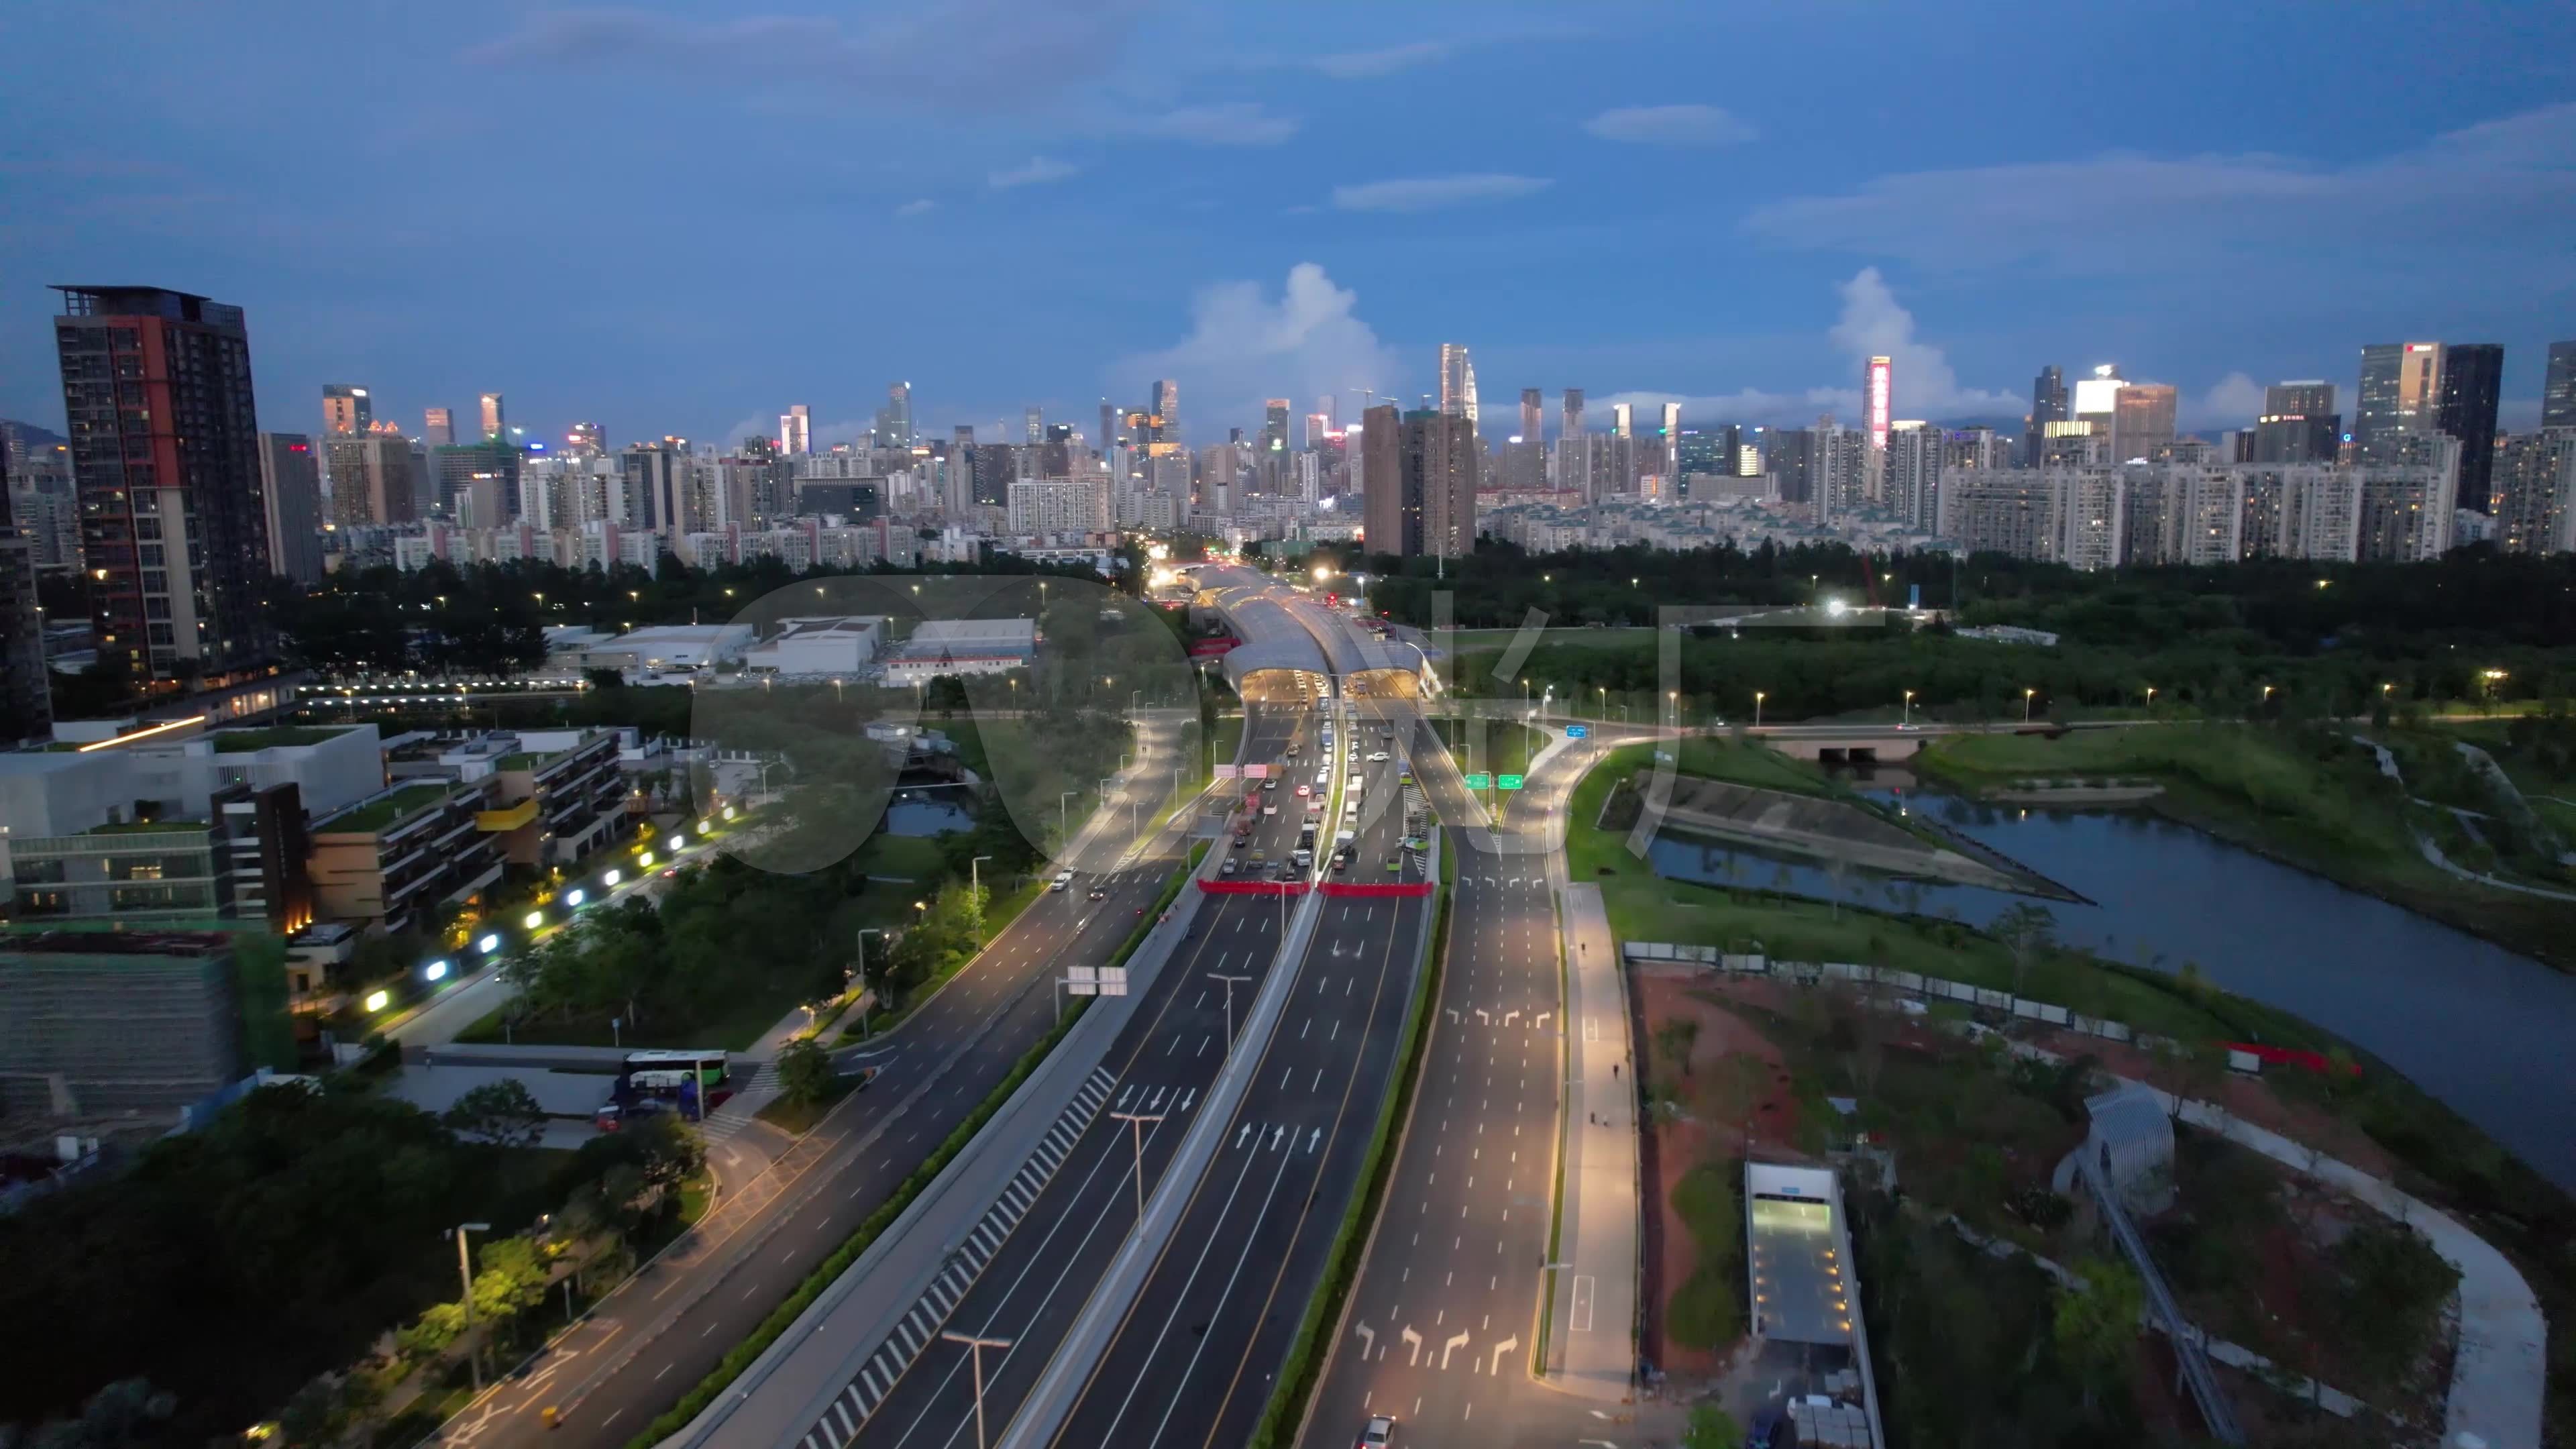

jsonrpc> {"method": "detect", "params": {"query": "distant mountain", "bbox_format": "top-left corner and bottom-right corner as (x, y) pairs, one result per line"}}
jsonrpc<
(1, 419), (67, 463)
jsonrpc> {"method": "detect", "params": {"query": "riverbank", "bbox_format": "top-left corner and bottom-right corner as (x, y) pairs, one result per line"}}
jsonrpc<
(1917, 724), (2576, 973)
(1568, 747), (2576, 1443)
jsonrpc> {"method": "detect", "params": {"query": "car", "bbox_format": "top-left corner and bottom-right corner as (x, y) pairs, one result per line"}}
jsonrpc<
(1330, 853), (1350, 872)
(1262, 780), (1279, 792)
(1232, 833), (1248, 848)
(1357, 1415), (1395, 1448)
(1367, 751), (1391, 762)
(1385, 855), (1402, 873)
(1050, 870), (1075, 892)
(1220, 858), (1240, 877)
(1087, 887), (1109, 900)
(1295, 784), (1311, 798)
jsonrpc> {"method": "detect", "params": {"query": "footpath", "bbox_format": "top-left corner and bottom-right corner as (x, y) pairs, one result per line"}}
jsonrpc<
(1546, 881), (1640, 1400)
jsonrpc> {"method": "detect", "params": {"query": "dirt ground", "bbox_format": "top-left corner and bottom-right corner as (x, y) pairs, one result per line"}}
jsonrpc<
(1631, 963), (1804, 1382)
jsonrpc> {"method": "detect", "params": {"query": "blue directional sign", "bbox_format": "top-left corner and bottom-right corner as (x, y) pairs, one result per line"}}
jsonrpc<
(1565, 724), (1590, 739)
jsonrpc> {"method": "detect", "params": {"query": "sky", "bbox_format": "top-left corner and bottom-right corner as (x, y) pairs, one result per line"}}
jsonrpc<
(4, 0), (2575, 451)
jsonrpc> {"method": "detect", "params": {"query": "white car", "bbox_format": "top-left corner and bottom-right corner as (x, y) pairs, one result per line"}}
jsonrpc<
(1050, 871), (1075, 892)
(1367, 751), (1391, 762)
(1356, 1416), (1394, 1448)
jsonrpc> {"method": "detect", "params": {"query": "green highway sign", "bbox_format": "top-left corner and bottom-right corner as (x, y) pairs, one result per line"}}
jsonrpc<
(1497, 774), (1525, 791)
(1462, 773), (1493, 789)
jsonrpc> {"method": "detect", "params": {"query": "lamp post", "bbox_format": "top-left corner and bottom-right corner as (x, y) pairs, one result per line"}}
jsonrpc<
(854, 928), (883, 1036)
(969, 855), (992, 938)
(451, 1222), (493, 1391)
(2023, 687), (2037, 723)
(1208, 973), (1252, 1047)
(1902, 689), (1915, 727)
(1060, 790), (1079, 854)
(939, 1331), (1015, 1449)
(1754, 691), (1765, 730)
(1108, 1110), (1165, 1223)
(1597, 686), (1607, 722)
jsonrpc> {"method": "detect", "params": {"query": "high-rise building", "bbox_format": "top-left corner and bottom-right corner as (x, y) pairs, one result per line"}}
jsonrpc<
(478, 392), (506, 441)
(1100, 400), (1118, 455)
(1024, 407), (1042, 444)
(1263, 399), (1291, 456)
(2111, 384), (2177, 463)
(423, 407), (454, 446)
(1610, 402), (1633, 439)
(1658, 402), (1682, 478)
(2353, 342), (2441, 454)
(2255, 382), (2339, 464)
(621, 439), (685, 537)
(2545, 343), (2576, 430)
(566, 421), (606, 457)
(255, 433), (324, 584)
(2496, 430), (2576, 555)
(0, 437), (48, 745)
(2027, 366), (2067, 467)
(1885, 421), (1941, 530)
(1519, 388), (1543, 444)
(1358, 404), (1403, 553)
(1363, 408), (1476, 561)
(2072, 364), (2125, 429)
(1152, 379), (1181, 444)
(875, 382), (914, 449)
(321, 384), (371, 436)
(2436, 343), (2504, 513)
(1864, 356), (1892, 453)
(1438, 343), (1479, 426)
(1560, 389), (1585, 441)
(52, 286), (276, 690)
(325, 434), (421, 527)
(781, 405), (812, 456)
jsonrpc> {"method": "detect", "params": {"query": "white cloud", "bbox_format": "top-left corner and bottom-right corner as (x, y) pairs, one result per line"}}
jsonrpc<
(989, 155), (1079, 189)
(1120, 102), (1299, 146)
(1582, 104), (1755, 147)
(1826, 267), (2022, 418)
(893, 199), (936, 219)
(1116, 262), (1399, 437)
(1331, 174), (1552, 213)
(1311, 40), (1458, 79)
(2183, 372), (2268, 429)
(1745, 101), (2576, 276)
(1593, 268), (2018, 426)
(464, 1), (1144, 109)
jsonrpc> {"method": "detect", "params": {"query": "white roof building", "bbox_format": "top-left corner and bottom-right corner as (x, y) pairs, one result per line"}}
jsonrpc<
(745, 616), (883, 677)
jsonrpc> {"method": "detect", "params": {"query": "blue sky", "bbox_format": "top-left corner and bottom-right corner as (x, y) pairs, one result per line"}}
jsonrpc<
(4, 0), (2573, 449)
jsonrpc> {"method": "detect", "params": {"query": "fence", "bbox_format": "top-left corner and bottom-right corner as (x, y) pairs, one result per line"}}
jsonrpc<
(1620, 942), (2146, 1047)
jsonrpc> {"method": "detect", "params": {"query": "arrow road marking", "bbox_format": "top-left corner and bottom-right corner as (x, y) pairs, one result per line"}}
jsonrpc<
(1489, 1336), (1519, 1375)
(1402, 1326), (1424, 1366)
(1442, 1330), (1468, 1369)
(1356, 1323), (1375, 1358)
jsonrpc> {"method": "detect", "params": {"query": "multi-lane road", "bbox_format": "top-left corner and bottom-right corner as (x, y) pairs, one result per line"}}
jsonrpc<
(434, 745), (1212, 1449)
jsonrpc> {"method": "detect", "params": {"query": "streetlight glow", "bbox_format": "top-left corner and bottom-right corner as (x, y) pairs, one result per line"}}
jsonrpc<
(424, 960), (449, 982)
(524, 910), (544, 929)
(365, 989), (391, 1012)
(478, 934), (501, 954)
(603, 869), (621, 886)
(565, 889), (585, 907)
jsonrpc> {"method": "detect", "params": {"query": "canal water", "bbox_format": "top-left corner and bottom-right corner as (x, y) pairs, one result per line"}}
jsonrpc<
(1647, 792), (2576, 1188)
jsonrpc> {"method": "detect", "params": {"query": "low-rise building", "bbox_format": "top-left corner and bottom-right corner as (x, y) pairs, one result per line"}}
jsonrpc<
(308, 779), (503, 936)
(881, 616), (1037, 685)
(745, 616), (883, 677)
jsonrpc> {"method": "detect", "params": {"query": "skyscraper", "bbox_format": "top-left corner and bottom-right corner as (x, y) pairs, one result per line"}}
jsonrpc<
(2027, 366), (2068, 467)
(2255, 382), (2339, 464)
(2072, 364), (2125, 429)
(256, 433), (325, 584)
(1519, 388), (1543, 443)
(2545, 342), (2576, 430)
(1264, 399), (1291, 456)
(1864, 355), (1892, 453)
(1358, 404), (1403, 553)
(1100, 400), (1118, 453)
(2436, 343), (2504, 512)
(1610, 402), (1633, 439)
(326, 434), (421, 526)
(2353, 342), (2441, 453)
(1024, 407), (1042, 444)
(478, 392), (506, 441)
(780, 405), (812, 455)
(1152, 379), (1181, 443)
(566, 421), (606, 457)
(423, 407), (454, 447)
(1658, 402), (1682, 478)
(876, 382), (914, 449)
(322, 384), (371, 436)
(52, 285), (276, 689)
(2112, 384), (2177, 463)
(1362, 408), (1475, 561)
(1438, 343), (1479, 426)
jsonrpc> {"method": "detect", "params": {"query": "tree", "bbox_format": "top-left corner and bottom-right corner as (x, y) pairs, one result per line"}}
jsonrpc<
(2051, 1257), (2145, 1409)
(775, 1036), (837, 1110)
(1990, 902), (2057, 1000)
(442, 1079), (547, 1148)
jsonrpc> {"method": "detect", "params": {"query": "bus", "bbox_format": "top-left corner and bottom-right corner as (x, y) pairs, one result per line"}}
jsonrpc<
(625, 1049), (729, 1087)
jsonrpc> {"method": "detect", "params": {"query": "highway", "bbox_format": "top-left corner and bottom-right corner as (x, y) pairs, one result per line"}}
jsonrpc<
(805, 700), (1331, 1449)
(1036, 690), (1430, 1449)
(431, 728), (1216, 1449)
(1294, 710), (1616, 1448)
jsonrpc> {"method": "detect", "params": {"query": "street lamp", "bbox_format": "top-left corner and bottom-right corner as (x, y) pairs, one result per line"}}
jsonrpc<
(939, 1331), (1015, 1449)
(1059, 790), (1079, 852)
(1108, 1110), (1165, 1224)
(451, 1223), (494, 1391)
(2023, 687), (2037, 723)
(1902, 689), (1914, 727)
(1597, 686), (1607, 721)
(854, 928), (884, 1036)
(2144, 686), (2156, 708)
(1208, 973), (1252, 1046)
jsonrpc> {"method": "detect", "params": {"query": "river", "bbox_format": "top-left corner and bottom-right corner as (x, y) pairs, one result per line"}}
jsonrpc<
(1647, 792), (2576, 1189)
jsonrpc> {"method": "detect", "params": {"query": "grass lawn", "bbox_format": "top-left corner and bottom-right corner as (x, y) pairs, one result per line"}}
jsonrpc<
(676, 1170), (714, 1226)
(457, 979), (803, 1052)
(1431, 717), (1548, 782)
(1663, 1161), (1745, 1351)
(851, 831), (949, 881)
(754, 1080), (852, 1136)
(1211, 711), (1245, 769)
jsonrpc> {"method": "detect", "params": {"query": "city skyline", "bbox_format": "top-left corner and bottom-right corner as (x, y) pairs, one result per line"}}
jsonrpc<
(2, 3), (2572, 447)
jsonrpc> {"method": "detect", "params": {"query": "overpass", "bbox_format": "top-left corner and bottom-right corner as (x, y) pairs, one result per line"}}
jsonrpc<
(1193, 566), (1432, 700)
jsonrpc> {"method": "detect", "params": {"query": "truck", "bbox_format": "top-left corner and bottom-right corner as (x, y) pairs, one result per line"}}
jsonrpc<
(1346, 773), (1364, 796)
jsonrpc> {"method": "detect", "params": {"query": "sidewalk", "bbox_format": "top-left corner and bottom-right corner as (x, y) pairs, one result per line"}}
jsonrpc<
(1547, 881), (1639, 1401)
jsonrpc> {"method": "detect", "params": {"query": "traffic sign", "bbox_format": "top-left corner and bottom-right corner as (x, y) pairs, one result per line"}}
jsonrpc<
(1498, 774), (1525, 791)
(1463, 773), (1493, 790)
(1565, 724), (1589, 739)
